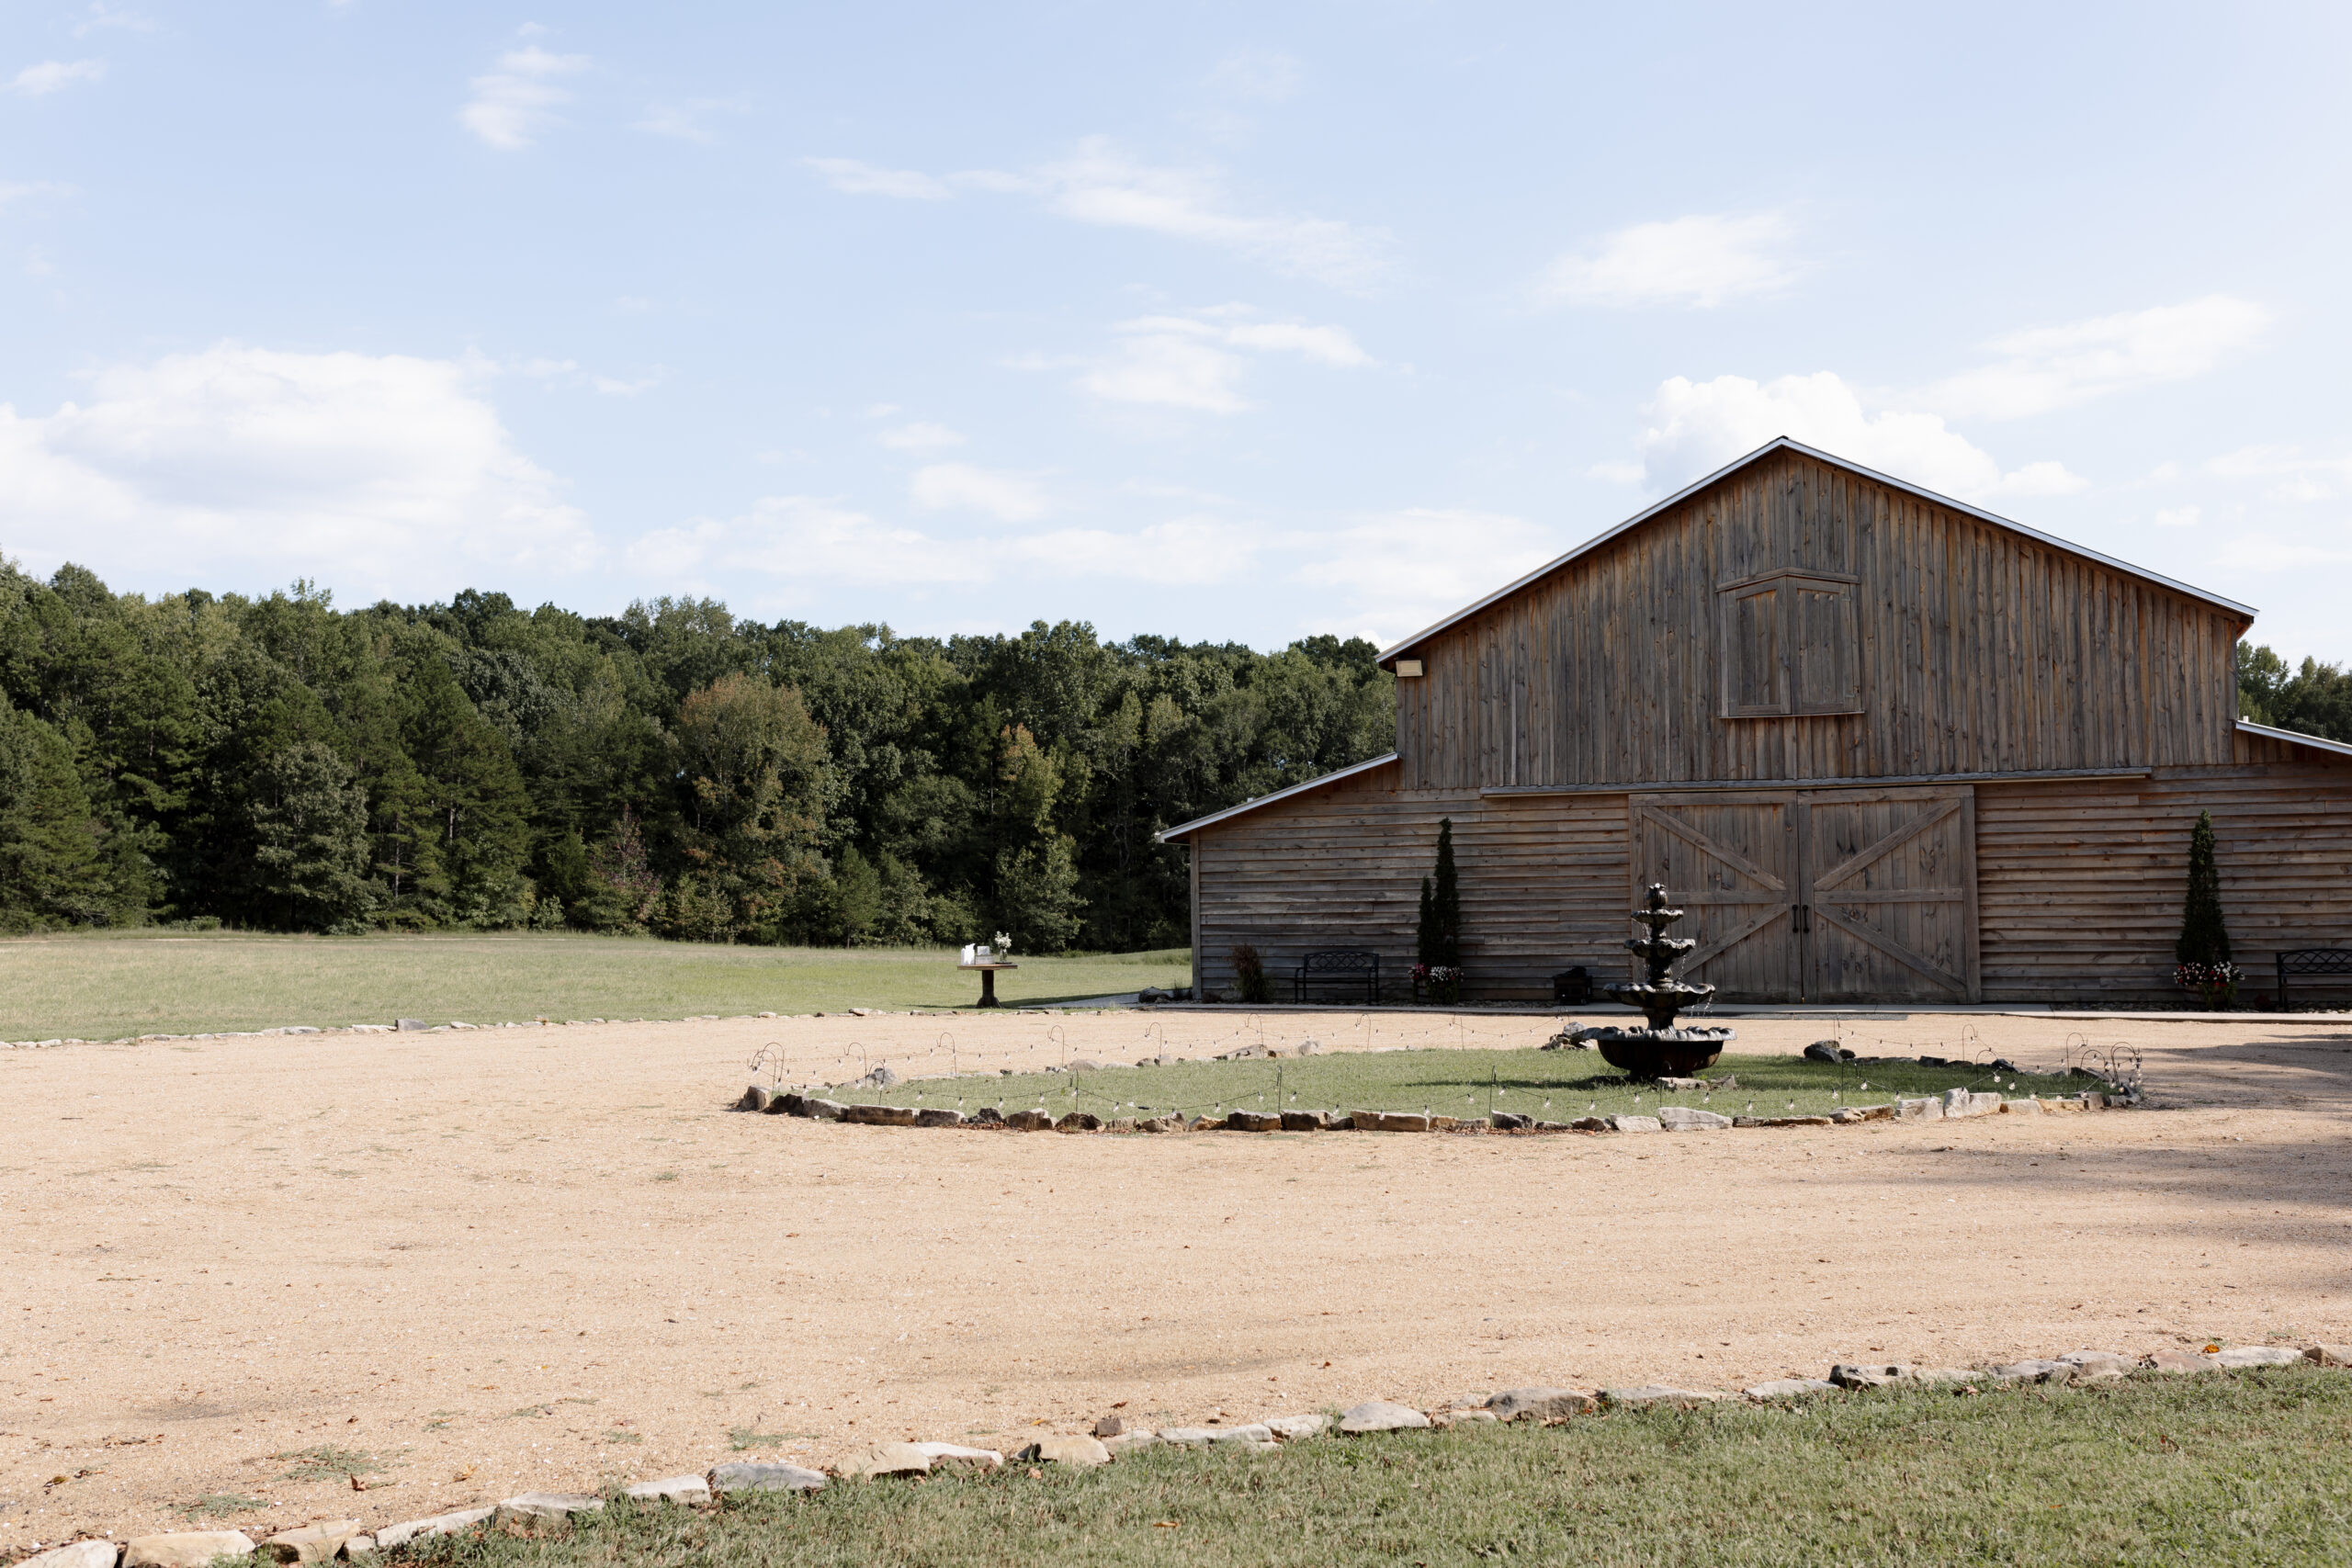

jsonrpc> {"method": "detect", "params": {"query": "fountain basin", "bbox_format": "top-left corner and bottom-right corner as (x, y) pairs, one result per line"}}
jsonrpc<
(1584, 1025), (1736, 1078)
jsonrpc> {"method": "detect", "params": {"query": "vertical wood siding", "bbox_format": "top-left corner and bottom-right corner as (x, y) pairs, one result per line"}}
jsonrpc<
(1395, 450), (2248, 789)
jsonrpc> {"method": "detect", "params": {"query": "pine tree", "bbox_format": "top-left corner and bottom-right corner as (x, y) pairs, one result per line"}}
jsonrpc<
(2176, 810), (2233, 968)
(0, 697), (115, 931)
(249, 741), (378, 932)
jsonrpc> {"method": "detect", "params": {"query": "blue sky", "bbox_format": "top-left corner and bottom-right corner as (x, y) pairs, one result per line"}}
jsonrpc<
(5, 2), (2350, 658)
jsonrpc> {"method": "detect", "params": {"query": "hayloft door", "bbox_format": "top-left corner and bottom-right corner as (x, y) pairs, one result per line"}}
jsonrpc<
(1796, 787), (1980, 1003)
(1630, 793), (1802, 1001)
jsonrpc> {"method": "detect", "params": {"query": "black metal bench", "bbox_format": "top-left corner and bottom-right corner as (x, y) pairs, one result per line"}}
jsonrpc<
(2277, 949), (2352, 1009)
(1295, 949), (1379, 1005)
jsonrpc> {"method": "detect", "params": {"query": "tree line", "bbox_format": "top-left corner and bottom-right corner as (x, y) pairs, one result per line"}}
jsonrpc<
(0, 558), (1394, 947)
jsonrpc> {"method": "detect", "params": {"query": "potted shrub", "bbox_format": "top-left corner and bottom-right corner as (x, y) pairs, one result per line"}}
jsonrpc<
(1414, 818), (1464, 1003)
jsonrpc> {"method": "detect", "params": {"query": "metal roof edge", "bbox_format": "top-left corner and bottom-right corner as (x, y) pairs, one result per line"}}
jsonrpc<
(1153, 751), (1401, 842)
(2237, 718), (2352, 761)
(1376, 436), (2258, 666)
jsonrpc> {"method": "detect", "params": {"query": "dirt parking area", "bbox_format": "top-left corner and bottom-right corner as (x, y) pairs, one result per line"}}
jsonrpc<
(7, 1007), (2351, 1548)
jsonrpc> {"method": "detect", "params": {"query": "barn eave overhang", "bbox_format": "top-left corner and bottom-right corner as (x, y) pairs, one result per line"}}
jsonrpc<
(1376, 436), (2259, 669)
(2237, 718), (2352, 761)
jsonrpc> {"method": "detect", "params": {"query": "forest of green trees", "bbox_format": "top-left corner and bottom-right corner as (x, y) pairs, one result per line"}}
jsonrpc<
(6, 551), (2350, 947)
(0, 557), (1394, 947)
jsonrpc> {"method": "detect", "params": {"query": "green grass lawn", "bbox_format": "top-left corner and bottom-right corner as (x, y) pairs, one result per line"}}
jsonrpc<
(856, 1045), (2087, 1122)
(389, 1371), (2352, 1567)
(0, 931), (1191, 1040)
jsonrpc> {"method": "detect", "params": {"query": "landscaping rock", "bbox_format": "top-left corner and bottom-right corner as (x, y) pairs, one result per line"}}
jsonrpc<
(124, 1535), (256, 1568)
(1187, 1115), (1220, 1131)
(1137, 1115), (1182, 1133)
(968, 1106), (1004, 1125)
(1804, 1041), (1855, 1062)
(841, 1442), (936, 1477)
(1352, 1111), (1431, 1134)
(1282, 1110), (1332, 1132)
(1486, 1386), (1597, 1422)
(23, 1542), (121, 1568)
(395, 1019), (425, 1032)
(1054, 1111), (1101, 1133)
(2304, 1343), (2352, 1367)
(800, 1098), (846, 1122)
(1160, 1424), (1272, 1445)
(2215, 1345), (2302, 1367)
(625, 1474), (710, 1503)
(372, 1508), (496, 1549)
(1896, 1098), (1944, 1122)
(1657, 1106), (1731, 1131)
(1745, 1378), (1836, 1399)
(1985, 1359), (2073, 1382)
(910, 1442), (1002, 1470)
(1489, 1111), (1532, 1130)
(1997, 1098), (2045, 1115)
(708, 1461), (826, 1494)
(1004, 1109), (1053, 1131)
(736, 1085), (772, 1111)
(1338, 1400), (1430, 1433)
(1226, 1110), (1282, 1132)
(1263, 1413), (1329, 1438)
(1018, 1435), (1110, 1467)
(1568, 1116), (1611, 1132)
(1602, 1385), (1719, 1406)
(2058, 1350), (2133, 1379)
(1091, 1414), (1125, 1438)
(1069, 1059), (1102, 1072)
(341, 1539), (375, 1560)
(1656, 1076), (1705, 1090)
(493, 1494), (604, 1525)
(1102, 1430), (1160, 1455)
(1829, 1363), (1909, 1388)
(1430, 1115), (1468, 1132)
(764, 1091), (804, 1115)
(1605, 1114), (1664, 1133)
(261, 1521), (360, 1564)
(841, 1104), (919, 1126)
(2141, 1348), (2209, 1373)
(914, 1108), (965, 1128)
(1910, 1368), (1975, 1384)
(859, 1066), (902, 1089)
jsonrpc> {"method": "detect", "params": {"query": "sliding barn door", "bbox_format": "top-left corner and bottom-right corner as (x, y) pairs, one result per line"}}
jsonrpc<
(1629, 785), (1979, 1004)
(1630, 793), (1801, 1001)
(1799, 788), (1980, 1003)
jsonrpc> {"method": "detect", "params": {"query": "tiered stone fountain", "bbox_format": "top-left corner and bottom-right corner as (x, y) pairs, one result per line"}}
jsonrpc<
(1576, 883), (1736, 1077)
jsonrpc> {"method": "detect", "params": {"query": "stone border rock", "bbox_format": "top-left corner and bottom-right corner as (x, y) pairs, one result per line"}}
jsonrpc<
(740, 1082), (2131, 1134)
(15, 1340), (2341, 1566)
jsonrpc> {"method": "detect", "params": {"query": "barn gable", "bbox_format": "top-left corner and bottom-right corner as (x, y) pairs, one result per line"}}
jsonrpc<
(1383, 439), (2256, 791)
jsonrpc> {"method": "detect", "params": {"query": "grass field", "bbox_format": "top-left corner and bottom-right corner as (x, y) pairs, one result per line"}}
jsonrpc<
(855, 1044), (2087, 1122)
(393, 1371), (2352, 1567)
(0, 931), (1191, 1040)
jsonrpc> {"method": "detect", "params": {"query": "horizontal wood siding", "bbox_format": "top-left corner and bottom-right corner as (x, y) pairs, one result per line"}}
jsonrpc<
(1193, 770), (1633, 1000)
(1396, 449), (2249, 791)
(1976, 759), (2352, 1004)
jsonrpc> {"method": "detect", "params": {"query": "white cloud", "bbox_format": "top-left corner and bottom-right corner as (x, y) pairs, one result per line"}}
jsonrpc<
(2155, 505), (2201, 528)
(1543, 212), (1799, 309)
(1078, 308), (1371, 413)
(2203, 444), (2352, 502)
(459, 44), (588, 151)
(1307, 509), (1559, 638)
(910, 462), (1049, 521)
(632, 97), (746, 144)
(1587, 460), (1645, 484)
(0, 180), (66, 210)
(1634, 372), (2086, 502)
(0, 342), (596, 599)
(1928, 296), (2270, 420)
(803, 156), (950, 200)
(808, 137), (1387, 288)
(6, 59), (107, 96)
(626, 500), (1255, 606)
(876, 422), (966, 451)
(74, 5), (153, 35)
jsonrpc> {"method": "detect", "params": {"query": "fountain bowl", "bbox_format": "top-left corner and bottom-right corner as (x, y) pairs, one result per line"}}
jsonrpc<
(1588, 1025), (1735, 1077)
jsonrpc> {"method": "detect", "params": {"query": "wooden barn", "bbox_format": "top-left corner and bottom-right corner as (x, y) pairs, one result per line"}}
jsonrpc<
(1160, 438), (2352, 1007)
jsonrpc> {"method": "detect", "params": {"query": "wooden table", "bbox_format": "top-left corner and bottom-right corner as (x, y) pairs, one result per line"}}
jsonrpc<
(959, 961), (1017, 1008)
